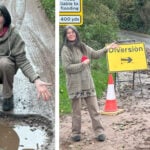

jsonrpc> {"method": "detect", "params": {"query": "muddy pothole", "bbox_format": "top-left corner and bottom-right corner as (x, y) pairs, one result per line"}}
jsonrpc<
(0, 113), (53, 150)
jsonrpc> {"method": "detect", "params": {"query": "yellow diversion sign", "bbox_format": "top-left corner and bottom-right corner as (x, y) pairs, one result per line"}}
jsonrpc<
(107, 42), (148, 72)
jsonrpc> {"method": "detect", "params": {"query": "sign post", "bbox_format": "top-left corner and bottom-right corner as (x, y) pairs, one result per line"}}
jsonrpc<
(59, 0), (83, 25)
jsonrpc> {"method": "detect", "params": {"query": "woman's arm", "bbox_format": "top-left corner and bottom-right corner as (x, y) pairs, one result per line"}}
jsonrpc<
(86, 42), (118, 59)
(86, 45), (107, 59)
(11, 30), (51, 100)
(61, 47), (88, 74)
(11, 31), (39, 82)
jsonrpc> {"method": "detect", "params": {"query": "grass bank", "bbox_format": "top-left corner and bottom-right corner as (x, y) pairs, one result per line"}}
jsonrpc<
(40, 0), (55, 23)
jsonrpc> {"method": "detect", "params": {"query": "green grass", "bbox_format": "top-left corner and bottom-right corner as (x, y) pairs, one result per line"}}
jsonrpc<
(60, 55), (109, 114)
(40, 0), (55, 23)
(59, 66), (71, 114)
(91, 56), (108, 98)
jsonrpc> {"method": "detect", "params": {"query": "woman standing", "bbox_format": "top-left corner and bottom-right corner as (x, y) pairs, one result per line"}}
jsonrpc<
(0, 5), (51, 111)
(61, 25), (118, 142)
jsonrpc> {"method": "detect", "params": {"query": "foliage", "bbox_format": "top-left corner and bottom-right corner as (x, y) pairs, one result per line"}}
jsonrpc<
(117, 0), (150, 33)
(79, 1), (119, 48)
(40, 0), (55, 23)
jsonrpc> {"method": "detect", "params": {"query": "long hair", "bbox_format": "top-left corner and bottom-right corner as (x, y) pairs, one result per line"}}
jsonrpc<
(63, 25), (87, 55)
(0, 5), (11, 27)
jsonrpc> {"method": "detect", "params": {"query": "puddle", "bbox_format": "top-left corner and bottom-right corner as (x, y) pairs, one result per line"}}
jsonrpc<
(0, 124), (19, 150)
(0, 124), (48, 150)
(14, 126), (47, 150)
(0, 115), (53, 150)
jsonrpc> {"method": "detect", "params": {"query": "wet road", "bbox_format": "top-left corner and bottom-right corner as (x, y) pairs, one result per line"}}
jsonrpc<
(0, 0), (55, 149)
(118, 30), (150, 47)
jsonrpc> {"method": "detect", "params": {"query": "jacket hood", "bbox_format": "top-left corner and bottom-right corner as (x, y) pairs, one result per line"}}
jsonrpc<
(0, 25), (15, 42)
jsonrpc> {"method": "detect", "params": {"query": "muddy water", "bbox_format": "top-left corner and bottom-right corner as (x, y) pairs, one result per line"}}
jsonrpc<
(0, 124), (19, 150)
(0, 114), (53, 150)
(0, 124), (48, 150)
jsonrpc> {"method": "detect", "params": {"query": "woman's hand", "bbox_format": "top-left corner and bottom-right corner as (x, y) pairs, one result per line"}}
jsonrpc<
(106, 42), (119, 50)
(34, 79), (52, 101)
(82, 59), (90, 65)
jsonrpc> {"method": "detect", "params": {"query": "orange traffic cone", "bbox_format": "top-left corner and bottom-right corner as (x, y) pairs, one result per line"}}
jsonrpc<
(101, 74), (124, 115)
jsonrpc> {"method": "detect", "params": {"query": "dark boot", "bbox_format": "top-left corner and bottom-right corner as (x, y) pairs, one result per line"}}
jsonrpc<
(72, 135), (81, 142)
(96, 134), (106, 142)
(2, 95), (14, 111)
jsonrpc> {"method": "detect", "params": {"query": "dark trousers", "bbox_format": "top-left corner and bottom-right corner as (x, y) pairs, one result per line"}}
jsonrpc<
(0, 57), (17, 99)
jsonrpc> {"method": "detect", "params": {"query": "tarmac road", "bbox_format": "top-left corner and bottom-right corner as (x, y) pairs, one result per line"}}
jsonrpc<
(118, 30), (150, 47)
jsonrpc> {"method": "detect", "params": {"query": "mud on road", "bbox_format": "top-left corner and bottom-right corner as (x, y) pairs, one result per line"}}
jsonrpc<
(60, 31), (150, 150)
(60, 86), (150, 150)
(0, 0), (55, 149)
(60, 74), (150, 150)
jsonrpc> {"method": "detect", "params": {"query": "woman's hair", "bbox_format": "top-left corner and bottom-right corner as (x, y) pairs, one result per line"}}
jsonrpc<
(63, 25), (87, 55)
(0, 5), (11, 27)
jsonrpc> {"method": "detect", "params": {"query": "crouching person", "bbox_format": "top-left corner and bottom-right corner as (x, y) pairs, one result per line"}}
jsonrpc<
(0, 5), (51, 111)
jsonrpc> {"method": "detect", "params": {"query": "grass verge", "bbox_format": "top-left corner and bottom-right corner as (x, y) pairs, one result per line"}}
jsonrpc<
(40, 0), (55, 23)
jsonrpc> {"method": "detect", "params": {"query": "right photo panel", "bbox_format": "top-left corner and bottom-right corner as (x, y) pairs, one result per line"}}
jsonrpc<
(59, 0), (150, 150)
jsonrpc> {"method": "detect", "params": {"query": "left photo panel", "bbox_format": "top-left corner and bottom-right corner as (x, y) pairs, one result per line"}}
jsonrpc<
(0, 0), (55, 150)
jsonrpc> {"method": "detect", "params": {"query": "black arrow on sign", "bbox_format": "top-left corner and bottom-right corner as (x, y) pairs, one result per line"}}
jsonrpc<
(121, 57), (132, 63)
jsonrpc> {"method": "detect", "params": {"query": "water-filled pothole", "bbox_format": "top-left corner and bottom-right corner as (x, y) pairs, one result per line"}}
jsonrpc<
(0, 114), (53, 150)
(14, 126), (47, 150)
(0, 124), (19, 150)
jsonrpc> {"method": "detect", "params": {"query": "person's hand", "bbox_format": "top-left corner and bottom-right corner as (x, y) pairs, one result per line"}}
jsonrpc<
(34, 79), (52, 101)
(82, 59), (90, 65)
(106, 42), (119, 50)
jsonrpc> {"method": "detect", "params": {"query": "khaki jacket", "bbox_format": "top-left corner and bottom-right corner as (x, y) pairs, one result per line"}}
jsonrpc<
(61, 43), (107, 99)
(0, 25), (39, 82)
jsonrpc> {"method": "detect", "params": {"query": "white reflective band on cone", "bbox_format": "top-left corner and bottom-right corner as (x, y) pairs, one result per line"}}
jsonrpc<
(106, 84), (116, 100)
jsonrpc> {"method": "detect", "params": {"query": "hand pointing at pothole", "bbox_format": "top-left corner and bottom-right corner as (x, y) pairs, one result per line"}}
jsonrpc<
(34, 79), (52, 101)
